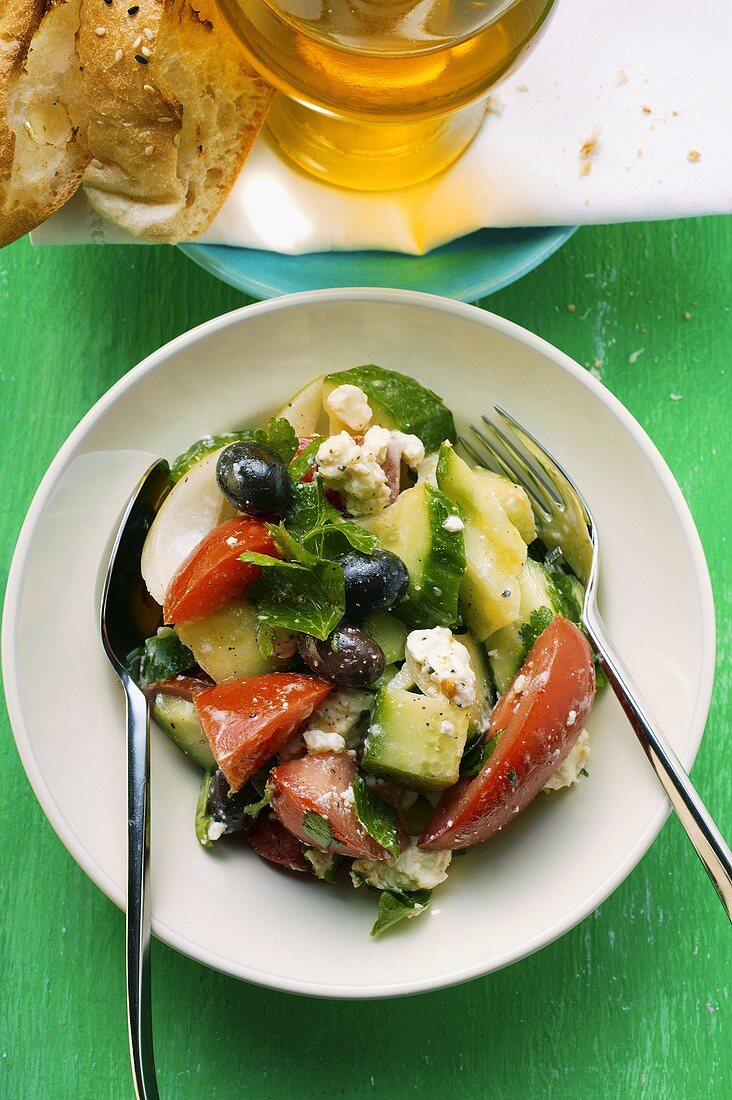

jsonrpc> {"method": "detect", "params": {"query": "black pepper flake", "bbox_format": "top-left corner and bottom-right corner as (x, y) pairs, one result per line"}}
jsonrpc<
(134, 53), (149, 63)
(104, 0), (113, 5)
(506, 768), (518, 786)
(128, 5), (140, 13)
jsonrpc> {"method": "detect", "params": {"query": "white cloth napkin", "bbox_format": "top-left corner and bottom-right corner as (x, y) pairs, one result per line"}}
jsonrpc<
(32, 0), (732, 255)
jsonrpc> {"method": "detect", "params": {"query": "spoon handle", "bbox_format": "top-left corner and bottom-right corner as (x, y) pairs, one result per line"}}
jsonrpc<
(125, 678), (161, 1100)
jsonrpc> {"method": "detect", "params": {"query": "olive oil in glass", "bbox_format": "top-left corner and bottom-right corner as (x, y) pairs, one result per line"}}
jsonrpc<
(216, 0), (558, 189)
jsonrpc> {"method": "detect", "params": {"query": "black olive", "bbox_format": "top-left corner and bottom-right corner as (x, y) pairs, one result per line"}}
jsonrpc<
(298, 625), (385, 688)
(216, 441), (292, 516)
(207, 769), (253, 835)
(337, 548), (409, 617)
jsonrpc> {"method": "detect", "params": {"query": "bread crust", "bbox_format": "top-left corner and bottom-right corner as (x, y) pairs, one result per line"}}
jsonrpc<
(0, 0), (273, 247)
(0, 0), (90, 248)
(80, 0), (274, 242)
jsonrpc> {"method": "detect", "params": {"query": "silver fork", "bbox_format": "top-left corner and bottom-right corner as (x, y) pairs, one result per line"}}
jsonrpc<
(462, 409), (732, 920)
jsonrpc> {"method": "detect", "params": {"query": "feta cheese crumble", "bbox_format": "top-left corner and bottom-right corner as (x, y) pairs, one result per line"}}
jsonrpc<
(325, 384), (372, 433)
(315, 428), (391, 515)
(303, 689), (372, 749)
(442, 514), (464, 533)
(405, 626), (477, 709)
(351, 839), (452, 893)
(543, 729), (590, 791)
(206, 820), (227, 843)
(390, 430), (425, 471)
(303, 729), (347, 754)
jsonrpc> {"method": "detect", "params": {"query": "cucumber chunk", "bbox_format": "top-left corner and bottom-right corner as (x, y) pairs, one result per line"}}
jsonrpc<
(362, 611), (408, 665)
(363, 685), (470, 791)
(472, 468), (537, 545)
(276, 376), (327, 436)
(176, 598), (292, 684)
(486, 558), (565, 693)
(323, 365), (456, 454)
(455, 632), (494, 734)
(358, 482), (465, 628)
(436, 444), (527, 640)
(153, 694), (215, 770)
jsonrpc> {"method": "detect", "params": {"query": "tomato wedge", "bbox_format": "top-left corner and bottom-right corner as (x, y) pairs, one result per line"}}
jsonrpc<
(248, 813), (310, 873)
(270, 752), (406, 859)
(195, 673), (332, 792)
(163, 516), (278, 624)
(419, 617), (596, 851)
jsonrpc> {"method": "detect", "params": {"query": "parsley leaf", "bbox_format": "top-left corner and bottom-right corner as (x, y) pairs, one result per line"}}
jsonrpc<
(242, 785), (274, 819)
(242, 551), (345, 640)
(519, 606), (554, 655)
(137, 627), (195, 686)
(286, 481), (340, 537)
(370, 889), (432, 937)
(302, 810), (336, 849)
(286, 481), (377, 559)
(253, 417), (298, 465)
(460, 729), (501, 778)
(289, 437), (323, 483)
(352, 775), (401, 856)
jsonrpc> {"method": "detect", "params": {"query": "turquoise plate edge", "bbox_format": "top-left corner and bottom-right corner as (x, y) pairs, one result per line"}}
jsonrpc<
(178, 225), (577, 302)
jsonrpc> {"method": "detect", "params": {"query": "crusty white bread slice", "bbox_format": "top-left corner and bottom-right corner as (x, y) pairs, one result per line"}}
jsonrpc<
(0, 0), (90, 248)
(79, 0), (274, 243)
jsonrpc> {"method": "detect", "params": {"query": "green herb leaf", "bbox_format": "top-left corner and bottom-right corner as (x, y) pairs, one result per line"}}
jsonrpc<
(506, 768), (518, 787)
(459, 729), (500, 778)
(370, 889), (432, 937)
(138, 627), (195, 686)
(594, 660), (608, 688)
(253, 417), (298, 465)
(285, 481), (340, 538)
(302, 810), (335, 849)
(289, 437), (323, 483)
(352, 775), (401, 856)
(518, 606), (554, 655)
(549, 572), (583, 623)
(242, 785), (274, 820)
(170, 431), (253, 482)
(319, 519), (377, 559)
(580, 767), (590, 778)
(245, 556), (345, 640)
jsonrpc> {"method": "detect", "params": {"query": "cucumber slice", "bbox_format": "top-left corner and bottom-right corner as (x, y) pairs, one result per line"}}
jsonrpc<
(436, 444), (527, 640)
(358, 482), (465, 628)
(153, 694), (215, 770)
(176, 598), (292, 684)
(276, 376), (327, 436)
(455, 632), (494, 734)
(362, 612), (408, 665)
(323, 365), (456, 454)
(486, 558), (565, 693)
(363, 685), (470, 791)
(472, 468), (537, 545)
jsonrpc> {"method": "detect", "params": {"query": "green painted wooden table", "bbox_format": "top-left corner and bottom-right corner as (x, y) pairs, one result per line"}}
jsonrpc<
(1, 221), (730, 1099)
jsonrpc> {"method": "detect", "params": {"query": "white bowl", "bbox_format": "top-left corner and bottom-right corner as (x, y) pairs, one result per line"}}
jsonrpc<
(2, 290), (715, 998)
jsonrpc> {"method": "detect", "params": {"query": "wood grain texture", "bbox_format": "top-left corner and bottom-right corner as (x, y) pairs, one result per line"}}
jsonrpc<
(0, 221), (730, 1099)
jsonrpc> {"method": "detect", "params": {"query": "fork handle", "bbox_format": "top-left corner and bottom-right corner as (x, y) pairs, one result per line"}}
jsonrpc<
(584, 611), (732, 921)
(125, 679), (161, 1100)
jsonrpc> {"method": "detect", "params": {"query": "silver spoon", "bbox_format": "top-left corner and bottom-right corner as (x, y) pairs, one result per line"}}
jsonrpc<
(101, 460), (172, 1100)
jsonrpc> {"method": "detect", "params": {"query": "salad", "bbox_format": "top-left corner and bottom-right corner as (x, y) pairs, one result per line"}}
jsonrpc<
(134, 365), (598, 937)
